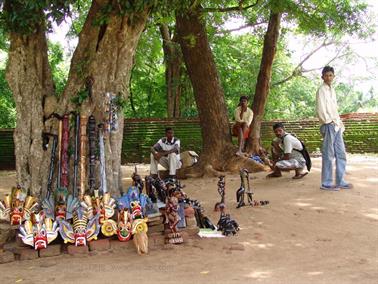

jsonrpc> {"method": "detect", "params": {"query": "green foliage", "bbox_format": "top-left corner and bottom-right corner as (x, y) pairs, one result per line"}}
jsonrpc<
(0, 0), (375, 127)
(0, 0), (74, 34)
(0, 27), (9, 51)
(212, 33), (262, 116)
(0, 69), (16, 128)
(268, 0), (371, 38)
(124, 25), (166, 118)
(336, 84), (378, 114)
(67, 0), (91, 38)
(71, 89), (89, 107)
(48, 41), (67, 96)
(114, 94), (128, 110)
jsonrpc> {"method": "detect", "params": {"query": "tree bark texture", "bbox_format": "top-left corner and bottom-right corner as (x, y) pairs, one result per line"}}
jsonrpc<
(248, 12), (281, 154)
(159, 24), (183, 118)
(6, 0), (150, 197)
(176, 7), (265, 174)
(63, 1), (150, 196)
(6, 24), (55, 196)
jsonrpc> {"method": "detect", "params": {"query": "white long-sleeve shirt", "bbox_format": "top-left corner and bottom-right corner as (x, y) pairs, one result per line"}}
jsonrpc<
(316, 83), (344, 132)
(234, 106), (254, 126)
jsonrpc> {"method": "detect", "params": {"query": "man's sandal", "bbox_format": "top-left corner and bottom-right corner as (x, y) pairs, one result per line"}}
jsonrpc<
(266, 172), (282, 178)
(292, 172), (309, 179)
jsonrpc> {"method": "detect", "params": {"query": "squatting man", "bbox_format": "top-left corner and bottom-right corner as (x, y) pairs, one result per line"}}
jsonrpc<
(267, 122), (308, 179)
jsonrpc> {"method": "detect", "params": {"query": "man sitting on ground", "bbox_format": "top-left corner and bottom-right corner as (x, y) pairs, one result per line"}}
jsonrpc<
(150, 127), (182, 178)
(267, 122), (308, 179)
(232, 96), (254, 156)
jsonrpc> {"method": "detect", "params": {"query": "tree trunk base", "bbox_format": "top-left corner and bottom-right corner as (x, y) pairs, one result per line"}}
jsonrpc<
(181, 154), (268, 178)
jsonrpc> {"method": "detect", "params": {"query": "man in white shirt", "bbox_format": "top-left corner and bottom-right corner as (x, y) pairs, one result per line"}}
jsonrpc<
(232, 96), (254, 156)
(150, 127), (182, 178)
(266, 123), (308, 179)
(316, 66), (352, 191)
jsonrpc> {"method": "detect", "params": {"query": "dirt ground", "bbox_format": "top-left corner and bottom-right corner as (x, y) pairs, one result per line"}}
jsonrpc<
(0, 155), (377, 284)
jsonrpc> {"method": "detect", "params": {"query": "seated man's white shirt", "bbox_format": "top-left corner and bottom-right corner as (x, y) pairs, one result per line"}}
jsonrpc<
(234, 106), (253, 126)
(153, 137), (181, 164)
(150, 137), (182, 175)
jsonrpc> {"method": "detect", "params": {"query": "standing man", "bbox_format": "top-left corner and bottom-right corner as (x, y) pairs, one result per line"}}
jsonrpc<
(150, 127), (182, 178)
(232, 96), (254, 156)
(316, 66), (352, 191)
(266, 123), (308, 179)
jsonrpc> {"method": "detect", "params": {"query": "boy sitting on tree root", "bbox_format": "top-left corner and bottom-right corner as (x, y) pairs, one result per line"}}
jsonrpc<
(232, 96), (254, 156)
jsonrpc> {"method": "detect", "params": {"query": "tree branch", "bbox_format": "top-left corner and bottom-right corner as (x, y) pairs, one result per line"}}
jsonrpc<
(272, 40), (347, 87)
(203, 0), (260, 13)
(216, 21), (267, 34)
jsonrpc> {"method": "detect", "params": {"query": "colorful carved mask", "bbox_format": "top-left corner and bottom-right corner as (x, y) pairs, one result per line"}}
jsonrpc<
(18, 212), (59, 250)
(130, 202), (148, 242)
(0, 186), (38, 226)
(130, 201), (143, 220)
(130, 202), (149, 254)
(42, 192), (79, 221)
(118, 186), (153, 216)
(58, 207), (100, 246)
(81, 190), (117, 237)
(117, 209), (132, 242)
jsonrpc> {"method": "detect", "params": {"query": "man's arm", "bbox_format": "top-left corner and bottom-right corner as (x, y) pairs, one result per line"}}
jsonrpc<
(151, 140), (178, 160)
(151, 141), (163, 160)
(234, 107), (243, 123)
(246, 109), (253, 127)
(282, 136), (292, 160)
(316, 87), (327, 124)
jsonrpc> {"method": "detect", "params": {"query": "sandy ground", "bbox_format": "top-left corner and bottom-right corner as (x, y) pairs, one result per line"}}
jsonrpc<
(0, 155), (377, 284)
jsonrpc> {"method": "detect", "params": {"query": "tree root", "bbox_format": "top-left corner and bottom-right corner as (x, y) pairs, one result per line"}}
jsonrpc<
(183, 163), (222, 178)
(224, 155), (268, 173)
(182, 153), (268, 178)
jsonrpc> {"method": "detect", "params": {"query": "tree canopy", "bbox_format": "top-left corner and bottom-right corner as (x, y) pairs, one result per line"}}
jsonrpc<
(0, 0), (376, 128)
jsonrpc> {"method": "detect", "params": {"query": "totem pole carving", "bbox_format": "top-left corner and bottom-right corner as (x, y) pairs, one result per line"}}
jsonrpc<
(88, 115), (97, 195)
(73, 113), (80, 197)
(79, 115), (88, 200)
(98, 124), (107, 195)
(60, 114), (70, 189)
(105, 92), (119, 132)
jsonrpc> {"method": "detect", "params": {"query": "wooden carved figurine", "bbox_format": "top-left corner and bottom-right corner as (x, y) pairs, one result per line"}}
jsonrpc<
(165, 195), (183, 244)
(214, 176), (226, 211)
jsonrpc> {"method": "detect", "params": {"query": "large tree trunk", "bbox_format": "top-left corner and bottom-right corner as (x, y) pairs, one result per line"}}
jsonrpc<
(6, 23), (55, 196)
(159, 24), (183, 118)
(176, 6), (265, 175)
(61, 1), (150, 196)
(6, 0), (150, 197)
(248, 12), (282, 154)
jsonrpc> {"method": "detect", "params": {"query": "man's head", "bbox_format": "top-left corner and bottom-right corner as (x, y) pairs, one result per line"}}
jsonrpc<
(273, 122), (286, 138)
(165, 127), (174, 140)
(321, 66), (335, 86)
(239, 96), (248, 108)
